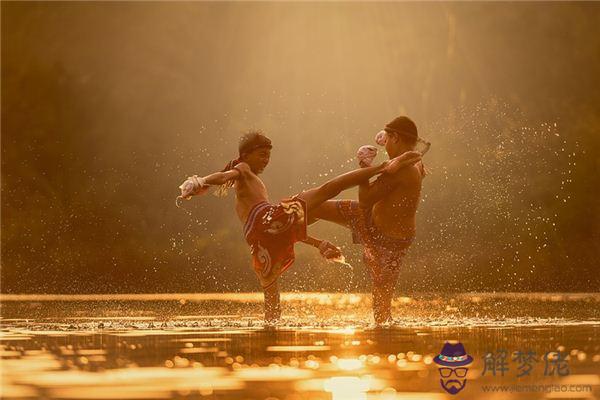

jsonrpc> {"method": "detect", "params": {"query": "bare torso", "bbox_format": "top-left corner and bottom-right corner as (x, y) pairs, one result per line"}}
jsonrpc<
(233, 163), (269, 223)
(371, 162), (423, 239)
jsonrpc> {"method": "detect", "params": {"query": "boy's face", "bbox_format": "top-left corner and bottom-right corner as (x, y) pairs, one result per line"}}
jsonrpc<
(385, 132), (415, 157)
(242, 147), (271, 174)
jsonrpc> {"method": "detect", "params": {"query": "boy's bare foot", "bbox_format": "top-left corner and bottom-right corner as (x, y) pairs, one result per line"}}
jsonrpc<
(264, 318), (280, 328)
(373, 319), (394, 328)
(383, 151), (422, 174)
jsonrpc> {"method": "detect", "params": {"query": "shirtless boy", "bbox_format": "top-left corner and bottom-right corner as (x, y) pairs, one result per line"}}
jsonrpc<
(309, 116), (427, 325)
(178, 131), (421, 323)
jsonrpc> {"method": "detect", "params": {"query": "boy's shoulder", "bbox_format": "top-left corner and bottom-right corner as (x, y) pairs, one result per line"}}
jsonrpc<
(389, 162), (423, 184)
(234, 162), (251, 173)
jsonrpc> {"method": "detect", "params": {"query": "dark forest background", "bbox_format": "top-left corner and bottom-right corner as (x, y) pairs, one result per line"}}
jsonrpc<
(2, 2), (599, 294)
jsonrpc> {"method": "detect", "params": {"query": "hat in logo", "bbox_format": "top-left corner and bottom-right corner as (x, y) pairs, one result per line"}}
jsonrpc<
(434, 342), (473, 367)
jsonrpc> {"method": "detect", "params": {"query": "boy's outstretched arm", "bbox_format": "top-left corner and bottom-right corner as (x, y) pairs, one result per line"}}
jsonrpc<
(202, 169), (241, 186)
(178, 166), (242, 199)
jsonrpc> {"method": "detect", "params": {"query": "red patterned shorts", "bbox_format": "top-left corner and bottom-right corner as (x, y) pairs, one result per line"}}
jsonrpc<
(244, 197), (307, 289)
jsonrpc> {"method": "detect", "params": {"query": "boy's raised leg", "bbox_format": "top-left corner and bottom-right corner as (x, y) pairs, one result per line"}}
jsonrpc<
(298, 152), (421, 212)
(307, 200), (350, 226)
(298, 163), (386, 211)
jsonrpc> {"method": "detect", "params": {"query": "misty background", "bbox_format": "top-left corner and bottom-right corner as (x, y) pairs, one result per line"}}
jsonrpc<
(2, 2), (599, 294)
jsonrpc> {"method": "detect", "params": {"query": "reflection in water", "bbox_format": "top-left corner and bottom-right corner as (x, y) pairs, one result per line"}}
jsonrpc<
(324, 376), (371, 400)
(335, 357), (364, 371)
(0, 292), (599, 399)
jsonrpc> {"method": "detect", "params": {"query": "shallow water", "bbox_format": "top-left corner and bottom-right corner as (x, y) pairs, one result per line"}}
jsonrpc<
(1, 293), (599, 399)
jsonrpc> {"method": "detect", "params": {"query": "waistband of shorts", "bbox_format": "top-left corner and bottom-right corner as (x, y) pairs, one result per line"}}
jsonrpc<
(365, 219), (415, 249)
(371, 226), (415, 243)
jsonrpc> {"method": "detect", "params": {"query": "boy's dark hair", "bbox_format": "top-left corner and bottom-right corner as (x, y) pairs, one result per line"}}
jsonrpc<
(385, 116), (418, 145)
(219, 130), (272, 176)
(238, 130), (272, 157)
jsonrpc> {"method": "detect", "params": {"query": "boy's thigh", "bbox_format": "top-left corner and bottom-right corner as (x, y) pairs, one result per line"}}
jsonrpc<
(309, 200), (351, 227)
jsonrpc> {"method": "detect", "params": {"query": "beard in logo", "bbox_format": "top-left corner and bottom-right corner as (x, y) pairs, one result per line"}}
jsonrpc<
(440, 378), (467, 395)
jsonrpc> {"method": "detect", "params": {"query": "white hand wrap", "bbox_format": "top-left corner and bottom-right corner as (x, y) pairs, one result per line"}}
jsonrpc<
(375, 130), (388, 146)
(357, 145), (378, 167)
(178, 175), (207, 199)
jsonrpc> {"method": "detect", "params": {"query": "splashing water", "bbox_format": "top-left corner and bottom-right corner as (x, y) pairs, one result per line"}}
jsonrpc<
(329, 254), (353, 269)
(402, 99), (580, 291)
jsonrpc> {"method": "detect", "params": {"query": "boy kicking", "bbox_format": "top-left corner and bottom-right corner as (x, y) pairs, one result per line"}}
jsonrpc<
(308, 116), (427, 325)
(178, 131), (421, 323)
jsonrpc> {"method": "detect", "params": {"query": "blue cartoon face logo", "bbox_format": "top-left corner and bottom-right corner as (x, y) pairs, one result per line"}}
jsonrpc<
(434, 341), (473, 395)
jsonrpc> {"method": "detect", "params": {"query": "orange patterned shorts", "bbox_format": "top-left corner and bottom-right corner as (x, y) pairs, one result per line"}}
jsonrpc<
(244, 198), (307, 289)
(336, 200), (413, 284)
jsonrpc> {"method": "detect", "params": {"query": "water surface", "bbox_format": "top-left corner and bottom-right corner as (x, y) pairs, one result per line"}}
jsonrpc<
(1, 292), (599, 399)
